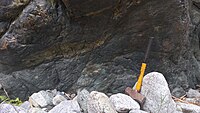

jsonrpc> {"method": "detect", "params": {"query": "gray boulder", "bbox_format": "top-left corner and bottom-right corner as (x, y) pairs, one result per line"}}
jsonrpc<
(48, 100), (81, 113)
(29, 90), (54, 107)
(109, 93), (140, 112)
(141, 72), (177, 113)
(87, 91), (117, 113)
(186, 89), (200, 98)
(0, 104), (27, 113)
(20, 101), (31, 112)
(52, 94), (68, 105)
(77, 89), (91, 113)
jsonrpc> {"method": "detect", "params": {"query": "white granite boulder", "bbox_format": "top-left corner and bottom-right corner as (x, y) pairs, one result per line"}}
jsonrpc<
(140, 72), (177, 113)
(29, 90), (54, 107)
(87, 91), (117, 113)
(109, 93), (140, 112)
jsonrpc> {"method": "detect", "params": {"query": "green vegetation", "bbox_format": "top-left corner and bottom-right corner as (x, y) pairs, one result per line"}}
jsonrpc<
(0, 95), (23, 106)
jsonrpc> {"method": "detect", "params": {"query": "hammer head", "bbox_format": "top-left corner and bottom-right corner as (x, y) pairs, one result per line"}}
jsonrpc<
(125, 87), (146, 107)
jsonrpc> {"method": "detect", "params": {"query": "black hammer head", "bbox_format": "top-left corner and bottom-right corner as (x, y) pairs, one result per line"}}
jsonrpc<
(125, 87), (146, 107)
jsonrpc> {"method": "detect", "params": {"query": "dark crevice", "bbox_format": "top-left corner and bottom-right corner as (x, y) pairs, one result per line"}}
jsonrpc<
(193, 1), (200, 10)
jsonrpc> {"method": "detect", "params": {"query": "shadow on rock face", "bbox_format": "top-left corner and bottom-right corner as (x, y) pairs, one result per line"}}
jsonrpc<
(0, 0), (199, 100)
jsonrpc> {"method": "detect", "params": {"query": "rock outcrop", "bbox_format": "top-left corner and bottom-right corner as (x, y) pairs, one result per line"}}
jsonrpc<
(0, 72), (200, 113)
(0, 0), (199, 100)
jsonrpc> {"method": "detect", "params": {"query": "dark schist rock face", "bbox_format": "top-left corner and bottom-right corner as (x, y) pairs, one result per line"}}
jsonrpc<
(0, 0), (199, 100)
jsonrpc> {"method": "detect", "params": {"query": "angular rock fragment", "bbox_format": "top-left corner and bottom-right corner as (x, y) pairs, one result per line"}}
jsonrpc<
(20, 101), (31, 112)
(186, 89), (200, 98)
(48, 100), (81, 113)
(52, 94), (68, 105)
(29, 90), (54, 107)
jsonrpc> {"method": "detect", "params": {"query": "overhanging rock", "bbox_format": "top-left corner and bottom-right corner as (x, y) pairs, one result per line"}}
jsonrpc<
(0, 0), (199, 100)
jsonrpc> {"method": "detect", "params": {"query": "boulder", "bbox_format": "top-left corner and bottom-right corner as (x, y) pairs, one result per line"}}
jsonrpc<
(52, 94), (68, 105)
(109, 93), (140, 112)
(186, 89), (200, 98)
(48, 100), (81, 113)
(87, 91), (117, 113)
(20, 101), (31, 111)
(29, 90), (54, 107)
(141, 72), (177, 113)
(0, 104), (27, 113)
(77, 89), (91, 113)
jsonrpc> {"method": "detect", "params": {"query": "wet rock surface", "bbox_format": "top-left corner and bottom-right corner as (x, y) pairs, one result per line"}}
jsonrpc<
(0, 0), (199, 100)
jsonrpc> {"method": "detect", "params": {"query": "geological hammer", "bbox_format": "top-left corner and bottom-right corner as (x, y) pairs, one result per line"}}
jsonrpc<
(125, 37), (154, 106)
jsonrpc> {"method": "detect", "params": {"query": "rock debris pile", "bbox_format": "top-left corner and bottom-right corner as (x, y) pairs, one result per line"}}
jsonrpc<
(0, 72), (200, 113)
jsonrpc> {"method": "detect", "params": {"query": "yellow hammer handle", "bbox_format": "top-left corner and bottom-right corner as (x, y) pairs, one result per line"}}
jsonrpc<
(135, 63), (147, 92)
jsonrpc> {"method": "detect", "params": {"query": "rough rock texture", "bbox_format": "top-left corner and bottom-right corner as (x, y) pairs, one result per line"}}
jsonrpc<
(48, 100), (81, 113)
(141, 72), (177, 113)
(87, 91), (117, 113)
(52, 94), (68, 105)
(0, 0), (199, 100)
(186, 88), (200, 98)
(20, 101), (31, 112)
(0, 104), (27, 113)
(77, 89), (91, 113)
(29, 90), (54, 107)
(176, 102), (200, 113)
(109, 93), (140, 112)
